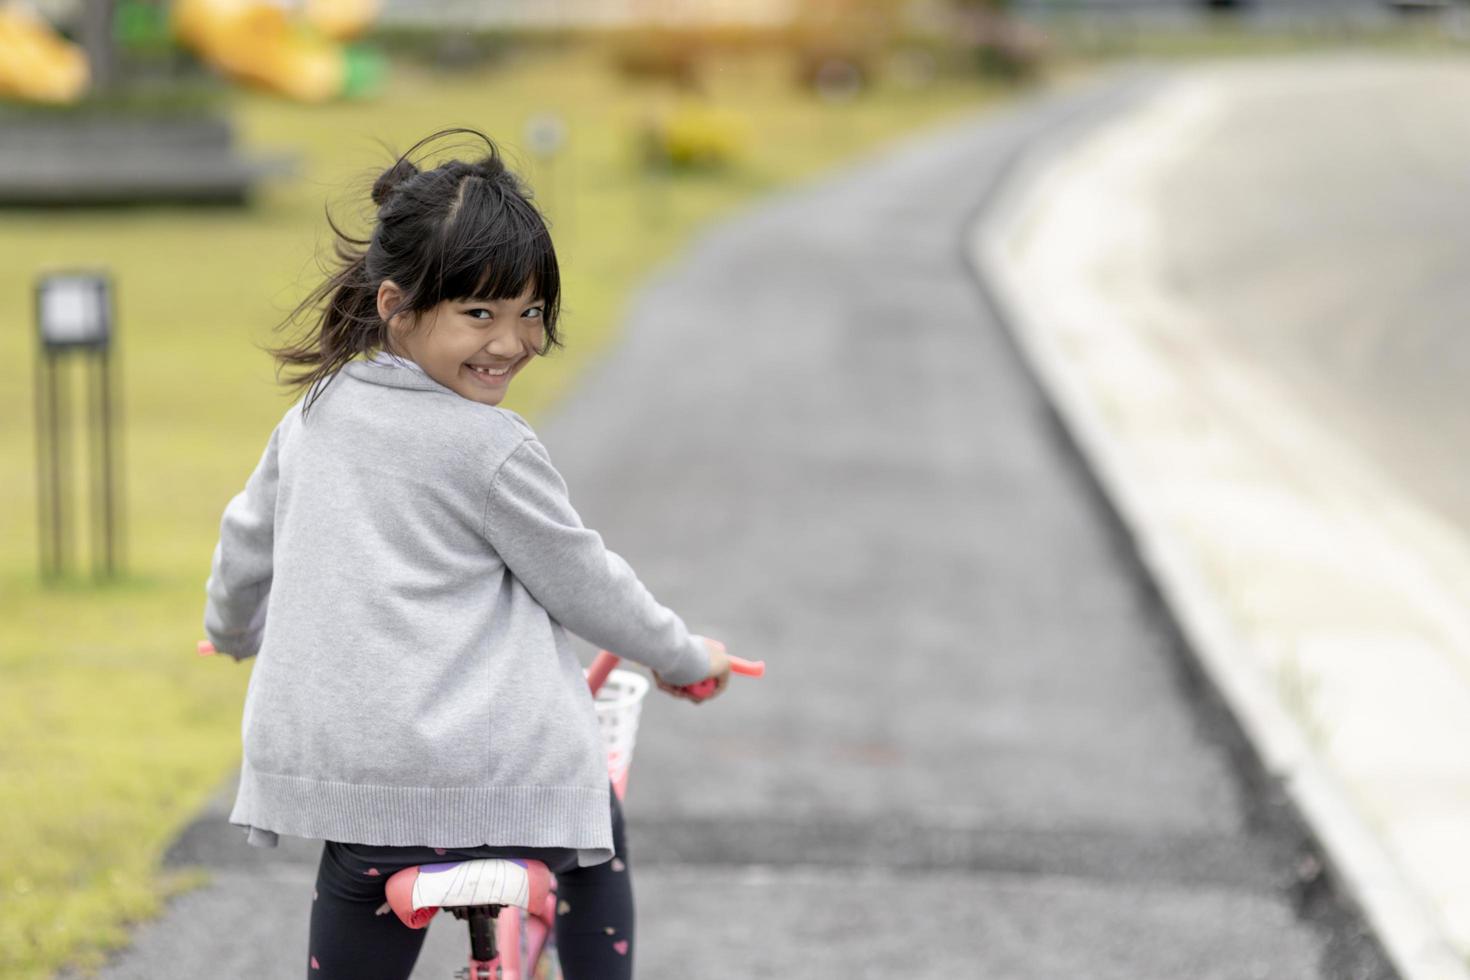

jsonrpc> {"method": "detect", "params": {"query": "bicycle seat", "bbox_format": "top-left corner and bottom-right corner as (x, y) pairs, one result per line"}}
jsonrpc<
(385, 858), (552, 930)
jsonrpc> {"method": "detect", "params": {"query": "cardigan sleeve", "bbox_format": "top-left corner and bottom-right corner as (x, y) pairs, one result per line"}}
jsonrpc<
(481, 438), (712, 686)
(203, 424), (281, 662)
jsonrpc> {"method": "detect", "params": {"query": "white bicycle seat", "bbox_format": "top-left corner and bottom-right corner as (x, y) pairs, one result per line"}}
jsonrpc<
(385, 858), (552, 930)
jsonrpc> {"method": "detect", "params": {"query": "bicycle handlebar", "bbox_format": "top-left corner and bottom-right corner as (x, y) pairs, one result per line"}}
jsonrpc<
(587, 647), (763, 701)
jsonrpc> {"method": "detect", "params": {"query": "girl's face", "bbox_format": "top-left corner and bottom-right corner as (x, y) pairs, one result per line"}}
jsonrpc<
(378, 279), (545, 408)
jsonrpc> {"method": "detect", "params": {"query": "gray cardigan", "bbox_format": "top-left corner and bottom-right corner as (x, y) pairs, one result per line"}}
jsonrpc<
(204, 358), (711, 866)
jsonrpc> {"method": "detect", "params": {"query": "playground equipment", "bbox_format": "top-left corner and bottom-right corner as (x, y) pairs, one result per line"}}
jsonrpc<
(0, 0), (382, 106)
(171, 0), (383, 102)
(0, 2), (89, 104)
(0, 2), (305, 204)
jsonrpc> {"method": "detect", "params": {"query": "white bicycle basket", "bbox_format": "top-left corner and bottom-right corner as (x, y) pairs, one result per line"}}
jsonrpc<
(593, 668), (649, 792)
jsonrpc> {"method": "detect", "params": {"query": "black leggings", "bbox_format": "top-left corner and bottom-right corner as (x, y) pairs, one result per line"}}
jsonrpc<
(306, 793), (634, 979)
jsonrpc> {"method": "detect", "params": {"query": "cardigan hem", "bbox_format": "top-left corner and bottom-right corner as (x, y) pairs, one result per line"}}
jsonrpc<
(229, 762), (615, 867)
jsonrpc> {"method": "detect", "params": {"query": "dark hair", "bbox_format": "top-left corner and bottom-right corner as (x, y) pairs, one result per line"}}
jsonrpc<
(269, 127), (563, 413)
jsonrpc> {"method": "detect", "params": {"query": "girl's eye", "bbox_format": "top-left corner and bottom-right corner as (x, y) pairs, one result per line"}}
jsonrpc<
(466, 307), (540, 320)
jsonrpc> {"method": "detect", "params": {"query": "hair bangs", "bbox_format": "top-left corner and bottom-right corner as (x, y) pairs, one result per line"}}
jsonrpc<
(441, 179), (560, 313)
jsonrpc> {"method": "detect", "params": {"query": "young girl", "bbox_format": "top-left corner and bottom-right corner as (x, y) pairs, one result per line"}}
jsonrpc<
(203, 127), (731, 980)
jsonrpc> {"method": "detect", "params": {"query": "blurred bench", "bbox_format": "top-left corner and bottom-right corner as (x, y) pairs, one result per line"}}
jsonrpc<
(0, 113), (296, 206)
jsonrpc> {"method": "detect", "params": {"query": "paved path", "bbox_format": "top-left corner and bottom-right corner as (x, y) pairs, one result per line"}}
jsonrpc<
(89, 65), (1394, 979)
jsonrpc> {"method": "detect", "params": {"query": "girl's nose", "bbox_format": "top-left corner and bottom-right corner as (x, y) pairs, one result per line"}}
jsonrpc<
(484, 325), (541, 358)
(482, 335), (523, 358)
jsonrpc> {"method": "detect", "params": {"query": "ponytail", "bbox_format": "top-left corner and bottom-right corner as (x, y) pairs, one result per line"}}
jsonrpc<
(269, 213), (381, 413)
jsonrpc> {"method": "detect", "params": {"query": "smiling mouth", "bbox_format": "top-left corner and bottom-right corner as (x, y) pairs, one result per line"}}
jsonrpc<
(465, 360), (519, 384)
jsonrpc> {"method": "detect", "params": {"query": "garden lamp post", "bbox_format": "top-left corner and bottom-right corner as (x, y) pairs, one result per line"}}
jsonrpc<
(35, 271), (124, 582)
(526, 112), (568, 236)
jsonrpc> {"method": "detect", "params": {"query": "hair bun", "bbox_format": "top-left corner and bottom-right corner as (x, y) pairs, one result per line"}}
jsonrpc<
(372, 158), (420, 207)
(474, 155), (506, 181)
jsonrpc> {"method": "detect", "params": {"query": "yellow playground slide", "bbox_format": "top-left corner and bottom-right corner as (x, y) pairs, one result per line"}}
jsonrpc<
(0, 1), (89, 103)
(0, 0), (381, 106)
(171, 0), (383, 102)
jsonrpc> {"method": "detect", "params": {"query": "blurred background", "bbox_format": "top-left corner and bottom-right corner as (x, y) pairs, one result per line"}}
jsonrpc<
(3, 0), (1470, 977)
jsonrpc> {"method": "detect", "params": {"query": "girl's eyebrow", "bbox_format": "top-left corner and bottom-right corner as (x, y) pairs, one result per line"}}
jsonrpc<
(464, 296), (544, 305)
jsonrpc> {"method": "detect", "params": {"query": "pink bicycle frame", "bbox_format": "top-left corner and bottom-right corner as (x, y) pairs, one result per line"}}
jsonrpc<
(489, 648), (764, 979)
(490, 891), (557, 980)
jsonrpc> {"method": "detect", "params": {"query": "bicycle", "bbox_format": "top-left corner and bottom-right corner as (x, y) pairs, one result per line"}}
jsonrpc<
(196, 641), (764, 979)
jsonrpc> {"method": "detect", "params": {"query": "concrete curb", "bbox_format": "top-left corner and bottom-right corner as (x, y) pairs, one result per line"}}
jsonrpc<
(966, 67), (1470, 980)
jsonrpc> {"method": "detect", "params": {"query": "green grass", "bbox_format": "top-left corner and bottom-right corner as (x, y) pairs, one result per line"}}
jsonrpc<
(0, 43), (1035, 979)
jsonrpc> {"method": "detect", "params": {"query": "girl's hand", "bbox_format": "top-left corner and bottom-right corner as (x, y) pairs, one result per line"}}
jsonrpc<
(655, 637), (731, 704)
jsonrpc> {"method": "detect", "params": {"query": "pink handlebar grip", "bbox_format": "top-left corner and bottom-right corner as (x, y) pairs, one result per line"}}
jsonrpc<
(678, 654), (765, 702)
(586, 649), (764, 700)
(729, 656), (765, 678)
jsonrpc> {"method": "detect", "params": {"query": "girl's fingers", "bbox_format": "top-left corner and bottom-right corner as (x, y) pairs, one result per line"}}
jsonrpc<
(655, 676), (694, 700)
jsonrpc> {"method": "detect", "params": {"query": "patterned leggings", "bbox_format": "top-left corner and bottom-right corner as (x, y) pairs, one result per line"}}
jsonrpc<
(306, 792), (634, 980)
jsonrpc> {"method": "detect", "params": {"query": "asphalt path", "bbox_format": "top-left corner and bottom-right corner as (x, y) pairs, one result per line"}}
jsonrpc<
(87, 65), (1396, 979)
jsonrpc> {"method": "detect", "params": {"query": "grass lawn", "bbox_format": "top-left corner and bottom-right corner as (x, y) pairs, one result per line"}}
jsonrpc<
(0, 41), (1048, 978)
